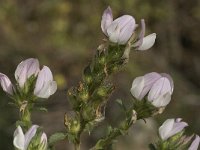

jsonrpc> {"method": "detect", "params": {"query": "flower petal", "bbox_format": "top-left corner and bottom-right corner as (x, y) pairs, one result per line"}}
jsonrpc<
(167, 121), (188, 139)
(130, 76), (145, 100)
(15, 58), (40, 88)
(101, 6), (113, 36)
(137, 33), (156, 50)
(159, 118), (188, 141)
(34, 66), (57, 98)
(118, 16), (136, 44)
(148, 77), (172, 101)
(13, 126), (25, 150)
(107, 15), (136, 44)
(152, 92), (171, 107)
(159, 119), (175, 140)
(24, 125), (39, 149)
(133, 19), (146, 47)
(161, 73), (174, 93)
(139, 72), (161, 100)
(189, 135), (200, 150)
(107, 21), (121, 43)
(0, 73), (14, 95)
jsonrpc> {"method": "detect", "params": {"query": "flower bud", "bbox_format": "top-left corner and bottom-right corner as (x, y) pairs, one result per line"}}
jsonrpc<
(13, 125), (39, 150)
(15, 58), (40, 88)
(101, 7), (136, 45)
(0, 73), (14, 95)
(34, 66), (57, 98)
(159, 118), (188, 141)
(189, 135), (200, 150)
(70, 120), (81, 134)
(130, 72), (174, 107)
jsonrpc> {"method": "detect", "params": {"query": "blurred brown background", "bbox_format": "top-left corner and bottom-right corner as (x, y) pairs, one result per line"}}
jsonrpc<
(0, 0), (200, 149)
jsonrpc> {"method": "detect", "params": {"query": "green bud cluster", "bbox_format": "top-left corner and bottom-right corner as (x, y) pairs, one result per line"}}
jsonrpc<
(66, 41), (131, 149)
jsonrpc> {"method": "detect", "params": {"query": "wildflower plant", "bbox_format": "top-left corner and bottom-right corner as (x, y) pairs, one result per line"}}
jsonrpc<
(0, 6), (199, 150)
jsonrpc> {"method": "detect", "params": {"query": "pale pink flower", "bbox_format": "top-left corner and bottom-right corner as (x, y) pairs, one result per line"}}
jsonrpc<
(130, 72), (174, 107)
(13, 125), (39, 150)
(101, 7), (136, 45)
(159, 118), (188, 140)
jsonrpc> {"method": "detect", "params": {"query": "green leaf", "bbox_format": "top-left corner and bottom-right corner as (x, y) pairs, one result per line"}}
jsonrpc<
(49, 132), (67, 147)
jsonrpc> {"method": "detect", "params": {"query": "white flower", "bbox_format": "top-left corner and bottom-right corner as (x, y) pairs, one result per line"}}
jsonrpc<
(101, 7), (136, 45)
(130, 72), (174, 107)
(159, 118), (188, 140)
(13, 125), (38, 150)
(34, 66), (57, 98)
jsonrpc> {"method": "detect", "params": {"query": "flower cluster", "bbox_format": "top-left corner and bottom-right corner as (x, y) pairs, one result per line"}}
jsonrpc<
(0, 58), (57, 99)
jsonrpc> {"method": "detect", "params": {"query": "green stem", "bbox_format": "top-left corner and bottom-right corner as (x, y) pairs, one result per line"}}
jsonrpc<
(19, 103), (32, 130)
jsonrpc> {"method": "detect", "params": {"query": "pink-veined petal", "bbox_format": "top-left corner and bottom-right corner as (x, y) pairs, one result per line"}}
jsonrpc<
(15, 58), (39, 88)
(148, 77), (172, 101)
(24, 125), (39, 149)
(107, 15), (135, 45)
(139, 72), (162, 100)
